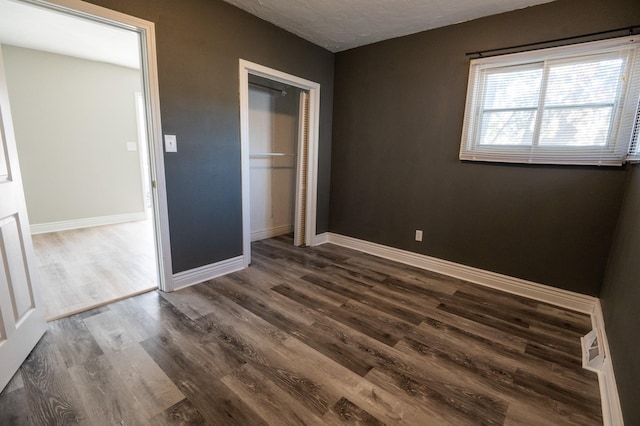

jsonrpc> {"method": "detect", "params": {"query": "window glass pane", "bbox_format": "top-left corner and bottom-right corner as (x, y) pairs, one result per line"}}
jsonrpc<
(545, 56), (623, 106)
(479, 110), (537, 145)
(483, 67), (542, 109)
(539, 107), (613, 146)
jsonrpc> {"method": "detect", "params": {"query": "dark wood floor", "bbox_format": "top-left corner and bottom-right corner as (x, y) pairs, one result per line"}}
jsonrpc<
(0, 235), (601, 425)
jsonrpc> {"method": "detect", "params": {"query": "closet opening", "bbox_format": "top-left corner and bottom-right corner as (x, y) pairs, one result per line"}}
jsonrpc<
(239, 60), (321, 267)
(248, 75), (309, 246)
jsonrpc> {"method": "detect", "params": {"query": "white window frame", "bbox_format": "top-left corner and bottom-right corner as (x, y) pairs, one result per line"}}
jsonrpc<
(459, 36), (640, 166)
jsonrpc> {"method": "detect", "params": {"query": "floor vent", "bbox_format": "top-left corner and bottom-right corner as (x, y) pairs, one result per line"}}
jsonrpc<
(581, 328), (605, 372)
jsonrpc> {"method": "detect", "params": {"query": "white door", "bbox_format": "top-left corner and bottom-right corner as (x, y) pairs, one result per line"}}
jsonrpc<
(0, 44), (47, 392)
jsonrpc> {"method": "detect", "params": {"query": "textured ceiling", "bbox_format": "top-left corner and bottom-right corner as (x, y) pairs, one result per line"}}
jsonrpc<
(222, 0), (556, 52)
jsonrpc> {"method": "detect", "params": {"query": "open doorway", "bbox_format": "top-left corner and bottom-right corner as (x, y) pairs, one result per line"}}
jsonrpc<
(239, 60), (321, 266)
(0, 0), (170, 319)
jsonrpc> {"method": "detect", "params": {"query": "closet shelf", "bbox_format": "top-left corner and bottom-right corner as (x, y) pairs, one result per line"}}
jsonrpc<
(250, 152), (295, 157)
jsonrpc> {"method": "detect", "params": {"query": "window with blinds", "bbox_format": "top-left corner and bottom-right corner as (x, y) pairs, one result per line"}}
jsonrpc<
(459, 36), (640, 166)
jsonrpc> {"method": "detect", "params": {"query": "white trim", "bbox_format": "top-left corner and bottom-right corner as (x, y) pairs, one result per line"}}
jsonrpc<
(251, 225), (293, 242)
(239, 59), (320, 267)
(24, 0), (173, 291)
(591, 300), (624, 426)
(30, 212), (146, 234)
(324, 233), (596, 314)
(172, 255), (245, 291)
(314, 232), (329, 245)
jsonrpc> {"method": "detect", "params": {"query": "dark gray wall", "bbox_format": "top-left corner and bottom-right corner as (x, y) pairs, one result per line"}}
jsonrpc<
(600, 165), (640, 425)
(330, 0), (640, 295)
(85, 0), (334, 273)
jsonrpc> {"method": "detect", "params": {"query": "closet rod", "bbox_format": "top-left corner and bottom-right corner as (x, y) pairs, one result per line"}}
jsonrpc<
(466, 24), (640, 58)
(249, 81), (288, 96)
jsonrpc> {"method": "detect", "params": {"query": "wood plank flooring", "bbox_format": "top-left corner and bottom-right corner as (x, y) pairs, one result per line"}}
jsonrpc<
(0, 235), (602, 425)
(32, 219), (157, 320)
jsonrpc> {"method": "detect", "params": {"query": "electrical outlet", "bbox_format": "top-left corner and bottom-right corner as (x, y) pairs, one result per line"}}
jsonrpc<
(415, 230), (423, 242)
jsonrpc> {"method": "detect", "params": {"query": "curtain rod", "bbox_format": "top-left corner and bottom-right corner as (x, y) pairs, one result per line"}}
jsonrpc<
(466, 24), (640, 59)
(249, 81), (288, 96)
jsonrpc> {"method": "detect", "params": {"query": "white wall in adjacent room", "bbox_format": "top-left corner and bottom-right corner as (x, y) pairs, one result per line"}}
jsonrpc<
(2, 45), (144, 228)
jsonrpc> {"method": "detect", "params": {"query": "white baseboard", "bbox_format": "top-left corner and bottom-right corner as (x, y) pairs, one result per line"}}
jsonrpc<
(171, 255), (245, 291)
(251, 225), (293, 242)
(591, 300), (623, 426)
(30, 212), (147, 235)
(314, 232), (329, 245)
(324, 233), (596, 314)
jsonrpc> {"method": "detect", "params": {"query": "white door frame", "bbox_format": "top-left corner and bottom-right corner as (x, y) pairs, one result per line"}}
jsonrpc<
(17, 0), (173, 291)
(239, 59), (320, 266)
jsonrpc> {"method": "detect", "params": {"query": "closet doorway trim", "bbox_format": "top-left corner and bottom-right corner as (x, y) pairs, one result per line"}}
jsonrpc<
(238, 59), (321, 267)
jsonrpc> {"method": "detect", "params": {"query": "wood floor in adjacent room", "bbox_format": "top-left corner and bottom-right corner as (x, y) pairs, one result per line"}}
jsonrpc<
(32, 218), (158, 320)
(0, 235), (602, 425)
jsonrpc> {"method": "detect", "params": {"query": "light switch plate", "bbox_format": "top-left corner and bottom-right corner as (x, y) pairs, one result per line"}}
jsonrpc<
(126, 142), (137, 151)
(164, 134), (177, 152)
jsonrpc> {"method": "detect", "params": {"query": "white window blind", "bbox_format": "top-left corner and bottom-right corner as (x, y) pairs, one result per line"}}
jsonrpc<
(460, 36), (640, 166)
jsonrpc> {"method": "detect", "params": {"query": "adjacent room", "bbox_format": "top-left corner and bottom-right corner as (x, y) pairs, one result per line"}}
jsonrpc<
(0, 0), (638, 424)
(0, 0), (159, 320)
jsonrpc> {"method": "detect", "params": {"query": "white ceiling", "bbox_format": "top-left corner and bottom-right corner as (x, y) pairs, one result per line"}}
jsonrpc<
(222, 0), (556, 52)
(0, 0), (140, 69)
